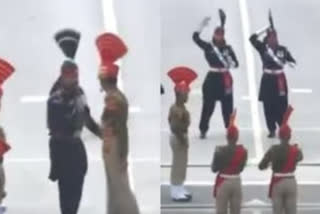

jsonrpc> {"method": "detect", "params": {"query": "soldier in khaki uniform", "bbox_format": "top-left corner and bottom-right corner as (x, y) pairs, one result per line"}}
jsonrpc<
(211, 110), (247, 214)
(259, 105), (303, 214)
(167, 66), (197, 202)
(96, 33), (140, 214)
(0, 58), (14, 213)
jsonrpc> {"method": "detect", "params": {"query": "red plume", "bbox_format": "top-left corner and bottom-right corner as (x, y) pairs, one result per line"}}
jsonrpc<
(227, 109), (239, 139)
(167, 66), (197, 92)
(279, 105), (294, 139)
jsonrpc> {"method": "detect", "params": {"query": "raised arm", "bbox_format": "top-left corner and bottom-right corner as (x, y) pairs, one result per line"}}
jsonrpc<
(192, 16), (211, 51)
(249, 26), (269, 51)
(228, 46), (239, 68)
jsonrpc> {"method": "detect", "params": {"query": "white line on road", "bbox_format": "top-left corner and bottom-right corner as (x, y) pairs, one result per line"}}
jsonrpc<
(20, 95), (48, 103)
(291, 88), (313, 94)
(161, 180), (320, 186)
(239, 0), (264, 160)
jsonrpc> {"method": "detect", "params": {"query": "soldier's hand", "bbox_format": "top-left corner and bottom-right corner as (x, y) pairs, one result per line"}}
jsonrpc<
(197, 16), (211, 32)
(201, 16), (211, 27)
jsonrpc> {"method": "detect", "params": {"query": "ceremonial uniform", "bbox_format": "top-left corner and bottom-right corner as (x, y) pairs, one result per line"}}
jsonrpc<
(211, 110), (247, 214)
(250, 25), (296, 137)
(259, 105), (303, 214)
(167, 67), (197, 201)
(0, 58), (14, 211)
(193, 14), (239, 138)
(47, 62), (101, 214)
(96, 32), (140, 214)
(0, 127), (7, 204)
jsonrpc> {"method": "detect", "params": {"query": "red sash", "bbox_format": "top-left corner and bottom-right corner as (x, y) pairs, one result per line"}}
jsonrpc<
(223, 72), (233, 95)
(213, 145), (246, 197)
(277, 73), (286, 96)
(268, 144), (298, 198)
(0, 139), (10, 157)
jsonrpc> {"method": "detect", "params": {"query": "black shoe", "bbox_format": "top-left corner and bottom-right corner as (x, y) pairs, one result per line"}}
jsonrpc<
(267, 131), (276, 138)
(200, 132), (206, 139)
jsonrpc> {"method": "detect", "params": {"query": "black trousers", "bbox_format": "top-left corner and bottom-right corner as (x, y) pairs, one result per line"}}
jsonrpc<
(199, 72), (233, 134)
(58, 174), (85, 214)
(262, 97), (288, 133)
(199, 95), (233, 134)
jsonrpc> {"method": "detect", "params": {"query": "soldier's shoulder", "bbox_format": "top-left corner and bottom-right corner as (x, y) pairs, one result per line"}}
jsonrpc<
(48, 90), (63, 104)
(215, 145), (226, 152)
(278, 45), (288, 51)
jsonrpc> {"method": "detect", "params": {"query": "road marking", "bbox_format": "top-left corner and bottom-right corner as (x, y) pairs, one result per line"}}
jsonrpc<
(241, 95), (251, 101)
(190, 88), (201, 95)
(239, 0), (264, 161)
(161, 181), (320, 185)
(129, 106), (142, 113)
(20, 95), (48, 103)
(291, 88), (313, 94)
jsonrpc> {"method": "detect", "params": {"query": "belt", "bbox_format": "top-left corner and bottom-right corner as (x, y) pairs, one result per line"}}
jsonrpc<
(263, 69), (283, 75)
(220, 174), (240, 179)
(209, 68), (229, 73)
(51, 130), (82, 139)
(273, 173), (295, 177)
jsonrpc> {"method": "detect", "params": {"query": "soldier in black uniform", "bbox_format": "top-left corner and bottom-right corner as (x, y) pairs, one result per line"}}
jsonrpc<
(193, 12), (239, 139)
(250, 22), (296, 138)
(47, 60), (102, 214)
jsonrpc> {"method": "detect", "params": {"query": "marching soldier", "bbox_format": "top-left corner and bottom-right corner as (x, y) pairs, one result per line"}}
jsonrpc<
(259, 105), (303, 214)
(250, 11), (296, 138)
(96, 32), (140, 214)
(211, 110), (247, 214)
(0, 58), (14, 213)
(47, 60), (102, 214)
(193, 9), (239, 139)
(167, 66), (197, 202)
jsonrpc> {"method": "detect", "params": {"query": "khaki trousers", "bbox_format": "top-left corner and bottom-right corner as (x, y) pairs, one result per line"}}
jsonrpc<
(216, 178), (242, 214)
(170, 134), (188, 185)
(272, 178), (297, 214)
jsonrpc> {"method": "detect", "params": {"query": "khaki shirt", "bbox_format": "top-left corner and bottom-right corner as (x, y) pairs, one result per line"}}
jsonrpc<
(168, 104), (190, 139)
(259, 143), (303, 172)
(102, 89), (129, 160)
(211, 144), (248, 173)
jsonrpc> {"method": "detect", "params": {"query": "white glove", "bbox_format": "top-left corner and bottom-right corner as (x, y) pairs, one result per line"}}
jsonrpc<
(287, 62), (296, 68)
(255, 25), (270, 36)
(196, 16), (211, 32)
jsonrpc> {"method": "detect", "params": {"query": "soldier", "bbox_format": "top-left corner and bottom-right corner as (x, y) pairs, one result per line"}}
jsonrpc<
(0, 58), (14, 213)
(193, 9), (239, 139)
(96, 32), (140, 214)
(259, 105), (303, 214)
(167, 66), (197, 202)
(47, 60), (102, 214)
(249, 11), (296, 138)
(211, 110), (247, 214)
(161, 84), (164, 95)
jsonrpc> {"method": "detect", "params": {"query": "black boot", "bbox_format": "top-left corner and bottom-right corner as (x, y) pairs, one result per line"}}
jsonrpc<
(267, 131), (276, 138)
